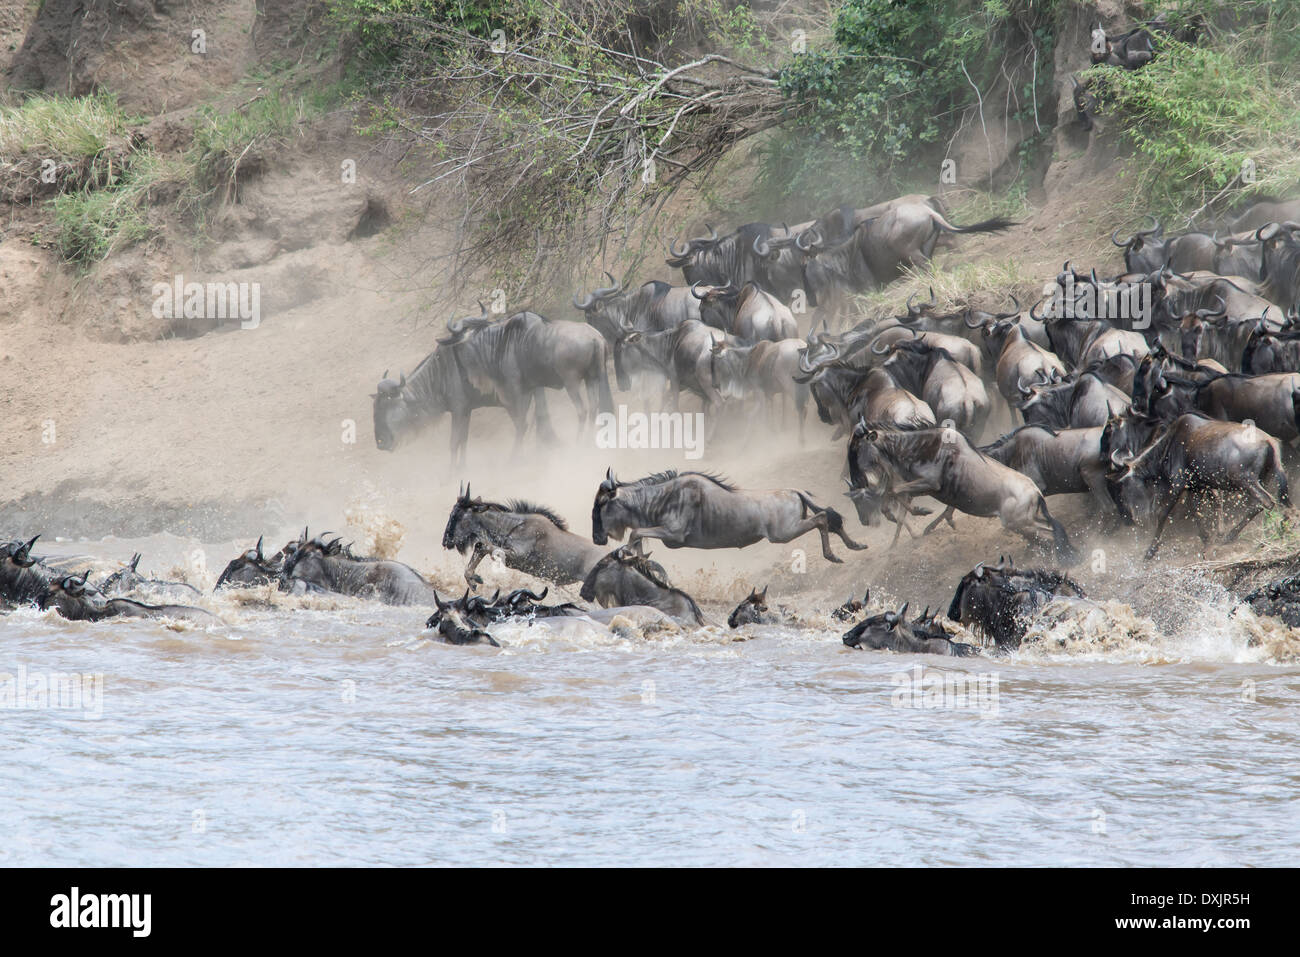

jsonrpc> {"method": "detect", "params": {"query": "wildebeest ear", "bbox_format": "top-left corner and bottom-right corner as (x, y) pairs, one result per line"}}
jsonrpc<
(896, 602), (909, 622)
(758, 585), (768, 601)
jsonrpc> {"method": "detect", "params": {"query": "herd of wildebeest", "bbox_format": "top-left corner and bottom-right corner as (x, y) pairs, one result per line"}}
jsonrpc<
(6, 14), (1300, 654)
(8, 178), (1300, 656)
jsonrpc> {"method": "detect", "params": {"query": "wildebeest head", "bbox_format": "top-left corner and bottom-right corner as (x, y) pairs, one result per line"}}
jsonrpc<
(1111, 217), (1165, 273)
(101, 553), (143, 594)
(441, 482), (503, 552)
(1105, 445), (1159, 525)
(215, 536), (282, 589)
(832, 589), (870, 622)
(37, 570), (96, 616)
(841, 603), (909, 649)
(691, 281), (742, 332)
(572, 272), (626, 340)
(591, 467), (632, 545)
(727, 585), (770, 628)
(0, 535), (53, 606)
(844, 421), (889, 526)
(372, 370), (412, 452)
(425, 590), (500, 646)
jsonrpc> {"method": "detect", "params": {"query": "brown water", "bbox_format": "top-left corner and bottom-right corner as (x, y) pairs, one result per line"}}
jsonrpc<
(3, 533), (1297, 867)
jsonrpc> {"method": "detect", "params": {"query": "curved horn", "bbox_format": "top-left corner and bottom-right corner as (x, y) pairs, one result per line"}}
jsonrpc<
(255, 535), (264, 561)
(753, 234), (771, 257)
(691, 281), (709, 300)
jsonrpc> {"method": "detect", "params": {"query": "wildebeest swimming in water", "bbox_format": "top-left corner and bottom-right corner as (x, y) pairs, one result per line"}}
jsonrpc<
(40, 572), (224, 625)
(424, 586), (588, 646)
(0, 536), (59, 607)
(727, 586), (801, 628)
(282, 533), (443, 606)
(101, 552), (203, 600)
(842, 603), (978, 656)
(1245, 574), (1300, 627)
(215, 536), (284, 589)
(592, 468), (867, 563)
(442, 484), (606, 588)
(579, 543), (705, 625)
(946, 557), (1086, 650)
(832, 590), (871, 622)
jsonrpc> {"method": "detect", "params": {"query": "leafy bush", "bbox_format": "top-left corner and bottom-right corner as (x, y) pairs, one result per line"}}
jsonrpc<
(765, 0), (1057, 208)
(1088, 19), (1300, 218)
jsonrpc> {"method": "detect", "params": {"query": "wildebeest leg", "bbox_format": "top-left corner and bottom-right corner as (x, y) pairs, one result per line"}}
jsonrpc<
(923, 506), (957, 535)
(565, 382), (587, 440)
(463, 542), (491, 587)
(1223, 480), (1277, 543)
(1145, 484), (1188, 559)
(533, 389), (560, 444)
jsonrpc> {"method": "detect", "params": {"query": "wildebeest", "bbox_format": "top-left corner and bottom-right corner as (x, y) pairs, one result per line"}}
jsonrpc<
(442, 485), (605, 587)
(282, 534), (443, 606)
(40, 571), (223, 625)
(1242, 321), (1300, 375)
(727, 585), (800, 628)
(614, 318), (736, 430)
(0, 536), (59, 606)
(1106, 413), (1290, 557)
(1016, 369), (1131, 430)
(712, 337), (811, 440)
(215, 536), (289, 589)
(832, 590), (871, 622)
(101, 553), (202, 600)
(574, 274), (700, 342)
(1230, 198), (1300, 234)
(980, 425), (1113, 512)
(846, 423), (1078, 563)
(591, 468), (867, 563)
(947, 558), (1086, 650)
(842, 603), (977, 656)
(799, 205), (1016, 309)
(1257, 222), (1300, 310)
(879, 338), (991, 438)
(1148, 371), (1300, 444)
(1211, 232), (1264, 282)
(578, 543), (705, 625)
(1110, 219), (1215, 273)
(373, 308), (613, 460)
(973, 313), (1067, 410)
(691, 282), (798, 342)
(795, 347), (936, 436)
(1245, 573), (1300, 627)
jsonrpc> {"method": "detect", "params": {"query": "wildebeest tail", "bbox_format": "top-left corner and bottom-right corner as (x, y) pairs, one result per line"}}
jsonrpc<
(797, 491), (856, 541)
(935, 213), (1018, 235)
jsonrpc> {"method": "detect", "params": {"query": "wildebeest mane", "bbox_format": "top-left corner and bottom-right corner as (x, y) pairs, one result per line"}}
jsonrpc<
(635, 469), (736, 492)
(506, 500), (568, 530)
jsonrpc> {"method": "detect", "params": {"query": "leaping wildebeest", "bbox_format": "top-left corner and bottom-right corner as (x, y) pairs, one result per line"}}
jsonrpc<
(591, 468), (867, 563)
(845, 422), (1078, 564)
(442, 484), (606, 588)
